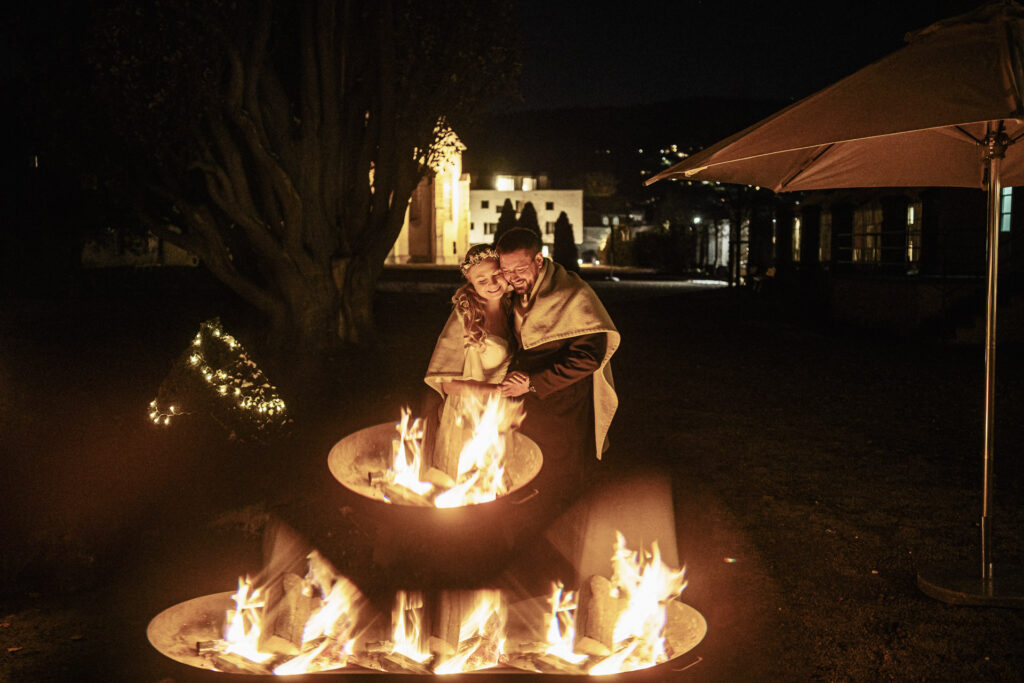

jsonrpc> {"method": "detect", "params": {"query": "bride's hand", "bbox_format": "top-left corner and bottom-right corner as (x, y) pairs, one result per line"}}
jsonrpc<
(500, 372), (531, 397)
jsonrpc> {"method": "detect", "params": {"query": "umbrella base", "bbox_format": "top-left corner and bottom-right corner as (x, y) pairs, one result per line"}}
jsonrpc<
(917, 562), (1024, 608)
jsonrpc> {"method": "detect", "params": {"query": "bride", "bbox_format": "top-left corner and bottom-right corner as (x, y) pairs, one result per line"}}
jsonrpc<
(423, 245), (516, 474)
(425, 244), (514, 398)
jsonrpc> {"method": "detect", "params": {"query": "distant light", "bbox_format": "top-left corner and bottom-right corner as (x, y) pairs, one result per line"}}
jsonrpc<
(541, 245), (550, 258)
(693, 216), (702, 224)
(577, 258), (583, 265)
(724, 557), (738, 564)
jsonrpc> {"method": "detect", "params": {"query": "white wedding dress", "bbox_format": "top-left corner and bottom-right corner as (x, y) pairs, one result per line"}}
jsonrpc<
(461, 334), (512, 384)
(432, 335), (512, 478)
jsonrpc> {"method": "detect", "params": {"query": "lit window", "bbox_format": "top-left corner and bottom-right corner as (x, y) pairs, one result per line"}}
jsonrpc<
(907, 202), (923, 263)
(495, 175), (515, 191)
(819, 211), (832, 262)
(522, 177), (537, 191)
(792, 217), (802, 263)
(852, 202), (883, 264)
(1000, 186), (1013, 233)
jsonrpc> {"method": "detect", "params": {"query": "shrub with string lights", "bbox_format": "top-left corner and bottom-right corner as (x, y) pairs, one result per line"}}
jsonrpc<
(149, 318), (291, 441)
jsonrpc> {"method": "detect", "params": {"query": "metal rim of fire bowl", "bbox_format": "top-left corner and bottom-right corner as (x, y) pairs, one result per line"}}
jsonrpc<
(147, 591), (234, 671)
(327, 422), (543, 507)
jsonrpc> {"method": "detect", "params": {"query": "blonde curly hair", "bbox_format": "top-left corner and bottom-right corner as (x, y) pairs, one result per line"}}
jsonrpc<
(453, 245), (508, 348)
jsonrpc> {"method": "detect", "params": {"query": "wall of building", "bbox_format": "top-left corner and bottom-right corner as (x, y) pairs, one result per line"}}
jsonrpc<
(468, 190), (583, 245)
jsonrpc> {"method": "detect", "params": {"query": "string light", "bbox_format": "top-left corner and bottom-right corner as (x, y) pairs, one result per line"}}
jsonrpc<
(149, 318), (290, 440)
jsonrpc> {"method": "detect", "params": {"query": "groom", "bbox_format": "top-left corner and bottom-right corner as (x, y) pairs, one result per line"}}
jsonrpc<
(497, 228), (619, 500)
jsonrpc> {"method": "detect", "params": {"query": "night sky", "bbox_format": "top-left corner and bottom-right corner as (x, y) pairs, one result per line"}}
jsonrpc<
(2, 1), (996, 112)
(515, 0), (989, 110)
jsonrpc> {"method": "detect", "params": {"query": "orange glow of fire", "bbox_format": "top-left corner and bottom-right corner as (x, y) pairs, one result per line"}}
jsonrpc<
(433, 589), (507, 674)
(544, 532), (688, 675)
(212, 551), (364, 674)
(222, 577), (274, 665)
(383, 394), (523, 507)
(543, 583), (589, 666)
(390, 590), (433, 665)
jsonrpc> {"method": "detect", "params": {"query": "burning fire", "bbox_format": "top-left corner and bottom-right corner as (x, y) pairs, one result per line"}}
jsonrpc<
(172, 534), (696, 675)
(199, 551), (364, 674)
(374, 393), (524, 507)
(361, 589), (507, 674)
(432, 589), (507, 674)
(535, 532), (688, 675)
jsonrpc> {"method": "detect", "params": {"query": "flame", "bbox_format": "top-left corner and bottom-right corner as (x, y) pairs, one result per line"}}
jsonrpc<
(390, 411), (435, 498)
(600, 531), (688, 671)
(540, 533), (688, 675)
(543, 583), (589, 666)
(390, 591), (433, 664)
(435, 393), (521, 507)
(378, 394), (524, 507)
(222, 577), (274, 664)
(433, 589), (507, 674)
(209, 551), (365, 674)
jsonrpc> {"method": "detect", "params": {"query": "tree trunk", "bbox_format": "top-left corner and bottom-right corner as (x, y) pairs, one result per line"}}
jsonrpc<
(331, 254), (376, 346)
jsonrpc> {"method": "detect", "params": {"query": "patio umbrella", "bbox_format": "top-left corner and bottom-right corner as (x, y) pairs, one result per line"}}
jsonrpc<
(647, 0), (1024, 607)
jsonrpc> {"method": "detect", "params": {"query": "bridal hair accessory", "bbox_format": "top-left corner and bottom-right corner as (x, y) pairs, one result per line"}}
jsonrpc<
(460, 246), (499, 275)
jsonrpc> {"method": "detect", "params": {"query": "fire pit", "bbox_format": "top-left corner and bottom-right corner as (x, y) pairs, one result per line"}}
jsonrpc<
(327, 421), (542, 506)
(148, 591), (706, 675)
(327, 400), (544, 586)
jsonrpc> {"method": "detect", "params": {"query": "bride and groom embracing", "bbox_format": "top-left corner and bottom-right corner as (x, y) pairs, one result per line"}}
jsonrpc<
(423, 228), (619, 514)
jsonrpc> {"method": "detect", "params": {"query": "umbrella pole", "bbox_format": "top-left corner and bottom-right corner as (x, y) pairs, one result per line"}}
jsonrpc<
(917, 125), (1024, 607)
(980, 133), (1001, 583)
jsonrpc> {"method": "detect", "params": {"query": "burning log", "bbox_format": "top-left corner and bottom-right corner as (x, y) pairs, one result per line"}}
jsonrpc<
(430, 591), (466, 656)
(381, 651), (435, 674)
(532, 652), (589, 675)
(422, 466), (456, 490)
(376, 481), (434, 506)
(574, 575), (626, 657)
(209, 651), (278, 674)
(268, 572), (317, 648)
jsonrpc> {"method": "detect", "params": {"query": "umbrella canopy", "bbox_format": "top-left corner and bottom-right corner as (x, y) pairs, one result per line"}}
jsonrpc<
(646, 1), (1024, 191)
(646, 0), (1024, 607)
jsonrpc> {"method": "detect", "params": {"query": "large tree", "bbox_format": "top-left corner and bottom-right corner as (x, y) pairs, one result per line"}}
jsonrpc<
(89, 0), (518, 355)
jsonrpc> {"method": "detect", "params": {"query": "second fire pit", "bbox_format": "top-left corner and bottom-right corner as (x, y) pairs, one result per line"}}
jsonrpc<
(328, 419), (544, 586)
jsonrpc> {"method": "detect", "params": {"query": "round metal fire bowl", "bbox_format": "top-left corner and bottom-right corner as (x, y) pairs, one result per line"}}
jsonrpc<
(327, 422), (543, 506)
(327, 423), (545, 586)
(147, 592), (706, 675)
(147, 591), (234, 672)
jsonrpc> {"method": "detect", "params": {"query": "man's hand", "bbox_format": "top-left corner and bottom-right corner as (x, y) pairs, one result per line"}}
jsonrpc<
(500, 371), (531, 397)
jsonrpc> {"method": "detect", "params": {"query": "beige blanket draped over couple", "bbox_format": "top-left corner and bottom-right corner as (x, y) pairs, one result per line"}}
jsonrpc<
(426, 258), (619, 496)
